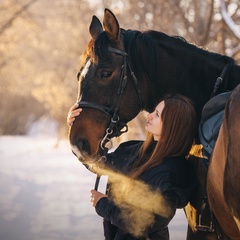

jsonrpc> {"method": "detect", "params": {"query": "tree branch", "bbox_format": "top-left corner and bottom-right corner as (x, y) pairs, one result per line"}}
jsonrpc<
(221, 0), (240, 40)
(0, 0), (38, 35)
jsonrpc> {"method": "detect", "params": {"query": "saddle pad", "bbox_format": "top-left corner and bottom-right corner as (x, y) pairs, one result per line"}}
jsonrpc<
(199, 91), (231, 155)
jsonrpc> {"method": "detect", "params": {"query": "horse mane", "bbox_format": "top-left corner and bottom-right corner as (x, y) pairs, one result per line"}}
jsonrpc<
(80, 33), (111, 67)
(85, 28), (230, 79)
(172, 35), (187, 42)
(123, 29), (233, 96)
(123, 29), (218, 72)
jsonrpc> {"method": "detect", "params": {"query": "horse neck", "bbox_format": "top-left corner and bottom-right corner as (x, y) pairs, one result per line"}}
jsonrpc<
(156, 44), (238, 95)
(127, 31), (239, 113)
(228, 64), (240, 89)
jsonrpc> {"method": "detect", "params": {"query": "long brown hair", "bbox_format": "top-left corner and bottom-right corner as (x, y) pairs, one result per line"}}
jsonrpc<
(129, 94), (196, 179)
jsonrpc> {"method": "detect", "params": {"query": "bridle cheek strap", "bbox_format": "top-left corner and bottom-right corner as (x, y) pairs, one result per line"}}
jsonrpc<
(108, 47), (143, 111)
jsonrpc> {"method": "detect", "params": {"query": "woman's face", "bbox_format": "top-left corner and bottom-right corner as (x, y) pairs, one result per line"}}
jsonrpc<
(145, 101), (165, 141)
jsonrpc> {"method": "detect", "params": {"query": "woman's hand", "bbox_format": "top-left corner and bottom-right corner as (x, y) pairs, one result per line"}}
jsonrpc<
(90, 189), (107, 207)
(67, 103), (82, 126)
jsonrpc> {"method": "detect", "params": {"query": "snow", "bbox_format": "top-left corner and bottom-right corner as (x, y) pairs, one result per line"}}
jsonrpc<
(0, 135), (188, 240)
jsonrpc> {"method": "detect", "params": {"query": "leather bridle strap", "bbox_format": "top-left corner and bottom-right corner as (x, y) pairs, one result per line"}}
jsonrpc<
(78, 101), (112, 119)
(210, 61), (234, 98)
(108, 47), (143, 111)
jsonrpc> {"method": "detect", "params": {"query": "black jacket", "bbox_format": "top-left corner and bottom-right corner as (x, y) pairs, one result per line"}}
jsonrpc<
(95, 141), (197, 240)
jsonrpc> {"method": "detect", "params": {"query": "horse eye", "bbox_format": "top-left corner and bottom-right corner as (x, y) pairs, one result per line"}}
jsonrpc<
(101, 70), (112, 78)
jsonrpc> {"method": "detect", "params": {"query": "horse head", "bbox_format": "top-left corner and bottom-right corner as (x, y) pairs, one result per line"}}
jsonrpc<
(69, 9), (144, 161)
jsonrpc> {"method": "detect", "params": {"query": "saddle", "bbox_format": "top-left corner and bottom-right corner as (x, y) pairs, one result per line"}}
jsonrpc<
(199, 91), (232, 159)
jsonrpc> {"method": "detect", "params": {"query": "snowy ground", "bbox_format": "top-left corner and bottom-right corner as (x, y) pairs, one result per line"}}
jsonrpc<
(0, 135), (188, 240)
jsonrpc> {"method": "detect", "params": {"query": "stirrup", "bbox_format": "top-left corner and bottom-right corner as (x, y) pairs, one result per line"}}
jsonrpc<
(196, 213), (215, 232)
(196, 192), (216, 233)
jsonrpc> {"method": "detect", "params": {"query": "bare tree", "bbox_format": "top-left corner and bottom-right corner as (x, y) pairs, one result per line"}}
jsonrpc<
(0, 0), (38, 35)
(0, 0), (95, 135)
(221, 0), (240, 39)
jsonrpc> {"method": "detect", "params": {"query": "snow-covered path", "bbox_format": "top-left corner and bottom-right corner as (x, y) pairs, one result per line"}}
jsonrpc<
(0, 136), (188, 240)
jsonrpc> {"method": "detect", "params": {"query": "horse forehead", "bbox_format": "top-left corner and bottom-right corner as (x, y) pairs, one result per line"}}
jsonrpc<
(81, 59), (92, 78)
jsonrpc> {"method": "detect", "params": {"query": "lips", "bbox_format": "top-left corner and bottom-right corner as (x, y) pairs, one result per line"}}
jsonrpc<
(146, 122), (151, 129)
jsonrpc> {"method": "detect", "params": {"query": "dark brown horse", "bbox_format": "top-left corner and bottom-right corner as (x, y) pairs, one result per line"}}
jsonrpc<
(223, 84), (240, 227)
(69, 9), (240, 239)
(206, 84), (240, 239)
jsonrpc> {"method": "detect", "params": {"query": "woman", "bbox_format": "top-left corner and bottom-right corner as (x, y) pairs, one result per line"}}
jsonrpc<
(67, 94), (197, 240)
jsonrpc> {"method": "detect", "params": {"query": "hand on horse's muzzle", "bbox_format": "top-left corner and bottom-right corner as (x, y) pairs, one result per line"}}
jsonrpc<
(67, 103), (82, 126)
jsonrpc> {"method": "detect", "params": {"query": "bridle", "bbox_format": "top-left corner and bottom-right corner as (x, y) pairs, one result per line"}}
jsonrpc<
(78, 46), (143, 149)
(77, 44), (143, 190)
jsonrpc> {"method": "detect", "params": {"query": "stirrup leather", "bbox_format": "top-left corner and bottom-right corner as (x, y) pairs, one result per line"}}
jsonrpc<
(196, 195), (215, 232)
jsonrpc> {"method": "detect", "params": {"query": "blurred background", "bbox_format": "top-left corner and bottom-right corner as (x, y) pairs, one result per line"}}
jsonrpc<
(0, 0), (239, 140)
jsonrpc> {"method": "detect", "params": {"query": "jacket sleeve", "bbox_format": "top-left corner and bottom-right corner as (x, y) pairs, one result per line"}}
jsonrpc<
(152, 166), (196, 209)
(151, 170), (178, 207)
(95, 195), (174, 238)
(95, 197), (128, 231)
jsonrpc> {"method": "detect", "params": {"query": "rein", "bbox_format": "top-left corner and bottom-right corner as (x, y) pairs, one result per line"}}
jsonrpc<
(78, 45), (143, 190)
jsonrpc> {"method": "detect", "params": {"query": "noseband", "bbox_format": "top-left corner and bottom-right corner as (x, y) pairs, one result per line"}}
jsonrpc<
(77, 46), (143, 151)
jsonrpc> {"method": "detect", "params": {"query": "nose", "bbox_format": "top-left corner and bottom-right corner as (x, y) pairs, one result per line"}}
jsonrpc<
(147, 113), (153, 120)
(76, 138), (90, 154)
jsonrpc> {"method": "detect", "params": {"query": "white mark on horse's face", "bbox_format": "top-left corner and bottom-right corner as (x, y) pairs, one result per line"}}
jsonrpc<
(71, 144), (82, 159)
(81, 60), (91, 79)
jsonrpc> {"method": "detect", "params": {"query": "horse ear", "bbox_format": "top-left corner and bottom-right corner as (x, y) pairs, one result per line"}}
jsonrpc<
(103, 8), (120, 43)
(89, 15), (103, 40)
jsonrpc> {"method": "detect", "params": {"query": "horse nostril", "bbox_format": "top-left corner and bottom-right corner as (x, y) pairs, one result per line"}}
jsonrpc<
(77, 138), (90, 154)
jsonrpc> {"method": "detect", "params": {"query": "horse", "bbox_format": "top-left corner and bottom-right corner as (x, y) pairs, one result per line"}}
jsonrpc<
(223, 84), (240, 226)
(69, 8), (240, 239)
(206, 84), (240, 239)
